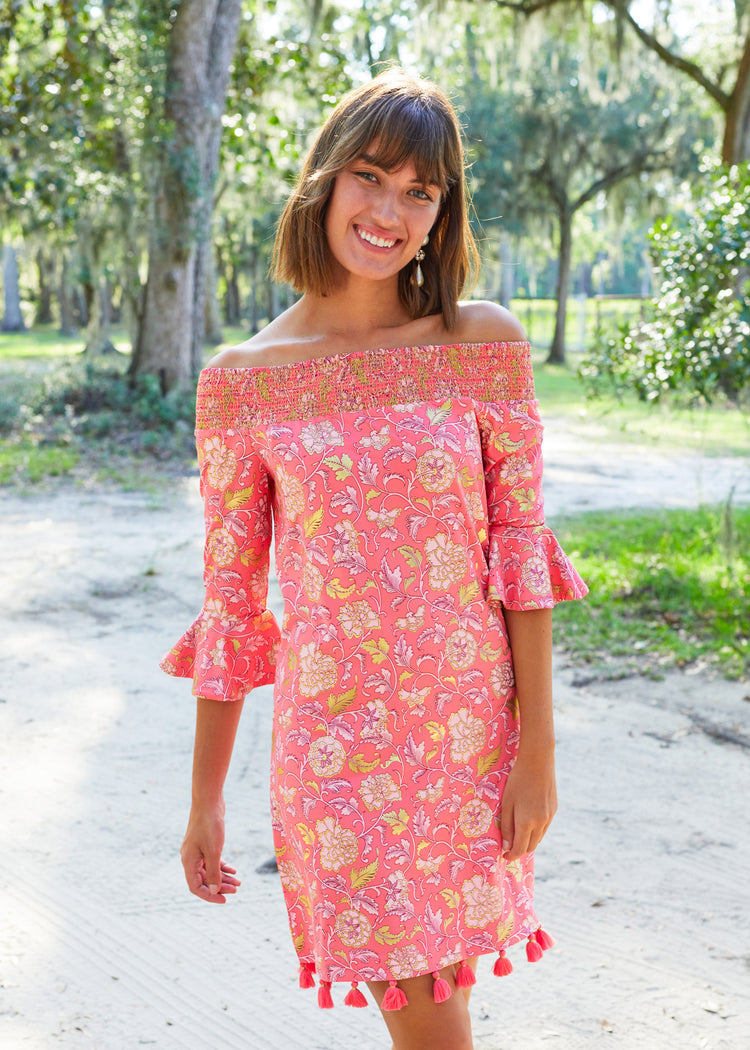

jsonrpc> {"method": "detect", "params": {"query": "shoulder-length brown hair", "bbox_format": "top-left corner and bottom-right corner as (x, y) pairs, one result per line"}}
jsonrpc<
(272, 70), (478, 331)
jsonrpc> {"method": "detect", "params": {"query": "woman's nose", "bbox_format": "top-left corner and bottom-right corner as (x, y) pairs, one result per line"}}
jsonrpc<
(370, 188), (400, 226)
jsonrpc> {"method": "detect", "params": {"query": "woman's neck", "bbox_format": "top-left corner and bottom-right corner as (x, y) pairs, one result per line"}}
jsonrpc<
(295, 276), (412, 341)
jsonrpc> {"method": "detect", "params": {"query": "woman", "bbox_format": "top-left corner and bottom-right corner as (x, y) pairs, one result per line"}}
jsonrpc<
(161, 69), (587, 1050)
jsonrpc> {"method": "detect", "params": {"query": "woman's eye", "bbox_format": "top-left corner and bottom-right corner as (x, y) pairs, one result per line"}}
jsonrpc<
(411, 188), (432, 201)
(355, 170), (378, 183)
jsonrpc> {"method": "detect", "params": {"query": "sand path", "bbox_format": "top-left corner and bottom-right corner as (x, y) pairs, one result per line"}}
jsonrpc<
(1, 421), (748, 1049)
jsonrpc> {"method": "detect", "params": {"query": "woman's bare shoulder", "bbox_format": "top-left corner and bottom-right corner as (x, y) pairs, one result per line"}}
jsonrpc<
(204, 311), (312, 371)
(452, 300), (527, 344)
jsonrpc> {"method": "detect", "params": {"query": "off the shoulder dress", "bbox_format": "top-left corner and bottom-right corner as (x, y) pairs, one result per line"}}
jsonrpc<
(161, 341), (587, 1010)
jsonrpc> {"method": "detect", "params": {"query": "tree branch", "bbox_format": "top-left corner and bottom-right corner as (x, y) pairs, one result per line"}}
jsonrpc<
(612, 1), (731, 111)
(485, 0), (732, 110)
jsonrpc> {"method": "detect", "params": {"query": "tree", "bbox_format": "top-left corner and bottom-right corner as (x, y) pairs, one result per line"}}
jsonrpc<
(484, 0), (750, 163)
(465, 35), (709, 361)
(129, 0), (243, 390)
(582, 161), (750, 401)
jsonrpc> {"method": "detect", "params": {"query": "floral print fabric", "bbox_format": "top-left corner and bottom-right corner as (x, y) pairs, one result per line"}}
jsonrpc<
(161, 341), (587, 988)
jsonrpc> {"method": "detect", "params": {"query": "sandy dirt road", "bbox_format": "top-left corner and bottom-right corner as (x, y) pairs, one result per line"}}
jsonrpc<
(1, 422), (748, 1050)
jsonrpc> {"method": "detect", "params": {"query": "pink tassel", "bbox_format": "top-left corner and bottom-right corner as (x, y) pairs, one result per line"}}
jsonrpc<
(299, 961), (316, 989)
(534, 927), (555, 951)
(526, 935), (543, 962)
(455, 961), (476, 988)
(493, 951), (513, 977)
(432, 971), (453, 1003)
(318, 980), (334, 1008)
(344, 981), (368, 1008)
(382, 980), (409, 1011)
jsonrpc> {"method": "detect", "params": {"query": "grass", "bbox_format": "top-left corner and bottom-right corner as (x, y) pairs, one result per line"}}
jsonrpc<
(532, 358), (750, 457)
(552, 504), (750, 681)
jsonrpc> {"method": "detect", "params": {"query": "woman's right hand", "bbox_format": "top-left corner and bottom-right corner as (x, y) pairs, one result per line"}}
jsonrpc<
(180, 803), (241, 903)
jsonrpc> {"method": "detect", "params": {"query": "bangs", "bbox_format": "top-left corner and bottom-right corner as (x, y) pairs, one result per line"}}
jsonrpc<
(358, 101), (455, 192)
(314, 88), (461, 194)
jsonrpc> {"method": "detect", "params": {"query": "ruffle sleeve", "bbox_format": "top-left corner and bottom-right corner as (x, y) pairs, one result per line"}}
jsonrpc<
(160, 428), (281, 700)
(478, 395), (587, 611)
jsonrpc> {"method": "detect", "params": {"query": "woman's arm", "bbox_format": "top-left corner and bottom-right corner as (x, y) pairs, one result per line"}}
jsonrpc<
(180, 696), (245, 902)
(500, 607), (558, 862)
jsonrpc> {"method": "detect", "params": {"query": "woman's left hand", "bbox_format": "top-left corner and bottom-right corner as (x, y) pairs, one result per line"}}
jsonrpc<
(499, 752), (557, 862)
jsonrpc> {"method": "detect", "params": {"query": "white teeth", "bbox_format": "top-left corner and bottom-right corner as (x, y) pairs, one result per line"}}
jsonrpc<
(358, 228), (397, 248)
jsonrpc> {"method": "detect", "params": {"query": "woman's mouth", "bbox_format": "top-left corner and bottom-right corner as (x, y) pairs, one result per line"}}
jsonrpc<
(355, 226), (400, 249)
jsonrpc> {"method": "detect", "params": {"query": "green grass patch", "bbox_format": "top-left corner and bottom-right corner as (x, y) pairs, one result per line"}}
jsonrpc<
(552, 504), (750, 680)
(532, 357), (750, 457)
(0, 439), (80, 484)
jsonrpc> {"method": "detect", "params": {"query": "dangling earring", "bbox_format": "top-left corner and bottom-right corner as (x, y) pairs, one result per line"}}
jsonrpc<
(414, 234), (429, 288)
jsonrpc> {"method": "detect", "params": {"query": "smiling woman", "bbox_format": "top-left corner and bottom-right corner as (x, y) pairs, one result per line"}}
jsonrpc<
(272, 72), (477, 330)
(162, 69), (587, 1050)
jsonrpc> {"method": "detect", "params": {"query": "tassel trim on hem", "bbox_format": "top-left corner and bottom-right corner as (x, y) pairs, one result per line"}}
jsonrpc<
(300, 926), (555, 1008)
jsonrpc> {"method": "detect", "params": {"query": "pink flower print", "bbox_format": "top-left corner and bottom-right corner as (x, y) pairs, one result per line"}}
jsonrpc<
(202, 598), (231, 629)
(522, 555), (551, 596)
(445, 628), (479, 670)
(462, 874), (503, 927)
(448, 709), (486, 762)
(207, 527), (238, 568)
(278, 860), (303, 892)
(415, 853), (442, 876)
(416, 777), (445, 803)
(385, 870), (410, 912)
(247, 567), (270, 602)
(464, 490), (485, 521)
(499, 452), (532, 484)
(395, 605), (426, 631)
(337, 600), (380, 638)
(399, 684), (430, 711)
(424, 535), (468, 589)
(490, 661), (514, 696)
(365, 506), (401, 533)
(417, 448), (457, 492)
(298, 643), (338, 696)
(308, 735), (346, 777)
(335, 908), (373, 948)
(276, 467), (306, 519)
(316, 815), (359, 871)
(458, 798), (494, 837)
(202, 436), (238, 489)
(332, 520), (360, 560)
(359, 425), (391, 450)
(209, 636), (228, 669)
(361, 699), (392, 743)
(302, 561), (324, 601)
(388, 944), (428, 980)
(299, 420), (343, 454)
(359, 774), (401, 811)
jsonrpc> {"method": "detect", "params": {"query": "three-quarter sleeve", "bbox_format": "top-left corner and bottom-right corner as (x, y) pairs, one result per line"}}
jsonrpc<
(478, 397), (587, 611)
(160, 429), (281, 700)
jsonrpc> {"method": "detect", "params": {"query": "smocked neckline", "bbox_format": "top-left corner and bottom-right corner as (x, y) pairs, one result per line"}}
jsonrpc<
(201, 340), (530, 378)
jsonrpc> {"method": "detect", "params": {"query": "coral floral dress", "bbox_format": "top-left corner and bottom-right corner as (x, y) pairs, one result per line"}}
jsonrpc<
(161, 340), (587, 1009)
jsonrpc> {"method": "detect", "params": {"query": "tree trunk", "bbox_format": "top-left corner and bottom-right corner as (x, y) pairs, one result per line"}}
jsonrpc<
(130, 0), (243, 391)
(498, 231), (515, 308)
(723, 30), (750, 163)
(548, 205), (572, 365)
(204, 246), (224, 347)
(84, 278), (116, 355)
(1, 245), (26, 332)
(58, 251), (77, 335)
(35, 248), (54, 325)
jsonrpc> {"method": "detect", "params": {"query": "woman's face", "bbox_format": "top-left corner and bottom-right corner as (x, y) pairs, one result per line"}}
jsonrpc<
(324, 146), (441, 286)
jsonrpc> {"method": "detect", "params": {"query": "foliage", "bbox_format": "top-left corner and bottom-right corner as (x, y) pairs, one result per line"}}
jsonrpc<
(553, 503), (750, 680)
(580, 162), (750, 401)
